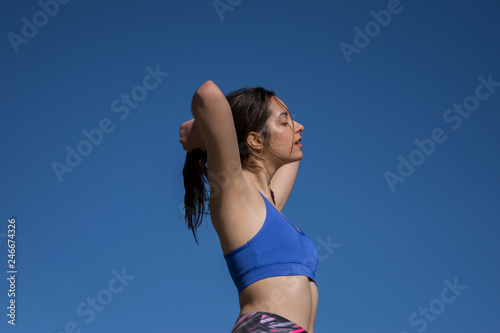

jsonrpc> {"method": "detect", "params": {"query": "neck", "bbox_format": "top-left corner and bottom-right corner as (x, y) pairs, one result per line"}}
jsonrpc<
(242, 160), (278, 198)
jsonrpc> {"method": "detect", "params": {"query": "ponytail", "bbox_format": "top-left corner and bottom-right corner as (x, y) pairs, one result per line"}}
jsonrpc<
(182, 148), (209, 244)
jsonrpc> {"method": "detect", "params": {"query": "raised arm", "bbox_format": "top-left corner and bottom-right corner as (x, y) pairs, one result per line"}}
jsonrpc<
(191, 81), (244, 194)
(269, 161), (300, 211)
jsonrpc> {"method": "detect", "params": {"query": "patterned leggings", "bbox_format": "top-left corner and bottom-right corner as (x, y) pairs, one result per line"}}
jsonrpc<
(230, 311), (308, 333)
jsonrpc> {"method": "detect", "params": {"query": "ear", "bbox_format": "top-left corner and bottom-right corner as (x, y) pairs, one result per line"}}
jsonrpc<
(246, 131), (264, 151)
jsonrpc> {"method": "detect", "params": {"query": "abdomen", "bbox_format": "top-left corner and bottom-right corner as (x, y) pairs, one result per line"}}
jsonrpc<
(238, 275), (317, 331)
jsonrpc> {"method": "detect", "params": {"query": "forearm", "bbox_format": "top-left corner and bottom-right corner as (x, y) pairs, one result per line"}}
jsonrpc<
(269, 161), (300, 210)
(190, 119), (207, 151)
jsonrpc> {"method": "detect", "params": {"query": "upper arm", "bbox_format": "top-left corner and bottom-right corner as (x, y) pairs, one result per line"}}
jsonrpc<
(269, 161), (300, 211)
(191, 81), (244, 191)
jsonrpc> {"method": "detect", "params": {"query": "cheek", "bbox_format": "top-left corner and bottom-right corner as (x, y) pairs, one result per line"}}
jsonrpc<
(270, 130), (292, 147)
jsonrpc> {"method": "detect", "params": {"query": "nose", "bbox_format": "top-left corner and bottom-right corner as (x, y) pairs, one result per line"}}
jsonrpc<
(294, 120), (304, 133)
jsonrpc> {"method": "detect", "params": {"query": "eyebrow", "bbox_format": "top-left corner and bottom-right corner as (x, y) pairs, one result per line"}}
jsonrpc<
(278, 111), (289, 118)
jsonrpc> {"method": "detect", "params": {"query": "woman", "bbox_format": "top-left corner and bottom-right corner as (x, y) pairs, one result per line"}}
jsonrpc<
(179, 80), (319, 333)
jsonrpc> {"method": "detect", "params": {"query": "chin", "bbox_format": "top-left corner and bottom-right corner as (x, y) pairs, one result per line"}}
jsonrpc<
(291, 152), (303, 162)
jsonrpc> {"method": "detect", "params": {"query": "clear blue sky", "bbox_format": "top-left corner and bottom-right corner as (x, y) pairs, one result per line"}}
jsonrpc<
(1, 0), (499, 332)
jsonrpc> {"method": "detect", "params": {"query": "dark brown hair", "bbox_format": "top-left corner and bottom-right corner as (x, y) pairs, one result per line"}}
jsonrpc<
(182, 87), (282, 243)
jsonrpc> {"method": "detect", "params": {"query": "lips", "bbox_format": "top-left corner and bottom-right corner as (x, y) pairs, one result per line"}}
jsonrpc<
(295, 137), (302, 144)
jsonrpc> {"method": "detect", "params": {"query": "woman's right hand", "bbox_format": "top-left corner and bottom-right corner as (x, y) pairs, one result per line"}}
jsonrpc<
(179, 119), (206, 152)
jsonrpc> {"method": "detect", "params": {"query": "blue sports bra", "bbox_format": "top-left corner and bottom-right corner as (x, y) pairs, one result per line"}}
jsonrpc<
(224, 192), (319, 294)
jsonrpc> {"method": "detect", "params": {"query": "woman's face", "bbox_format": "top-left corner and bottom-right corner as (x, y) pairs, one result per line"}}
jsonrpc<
(264, 96), (304, 164)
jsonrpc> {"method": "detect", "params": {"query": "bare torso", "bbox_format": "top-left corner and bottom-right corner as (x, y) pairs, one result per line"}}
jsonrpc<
(210, 174), (318, 332)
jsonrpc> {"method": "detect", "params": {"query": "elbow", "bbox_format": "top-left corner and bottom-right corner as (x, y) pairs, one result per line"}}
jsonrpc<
(195, 80), (218, 98)
(200, 80), (216, 89)
(191, 80), (223, 117)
